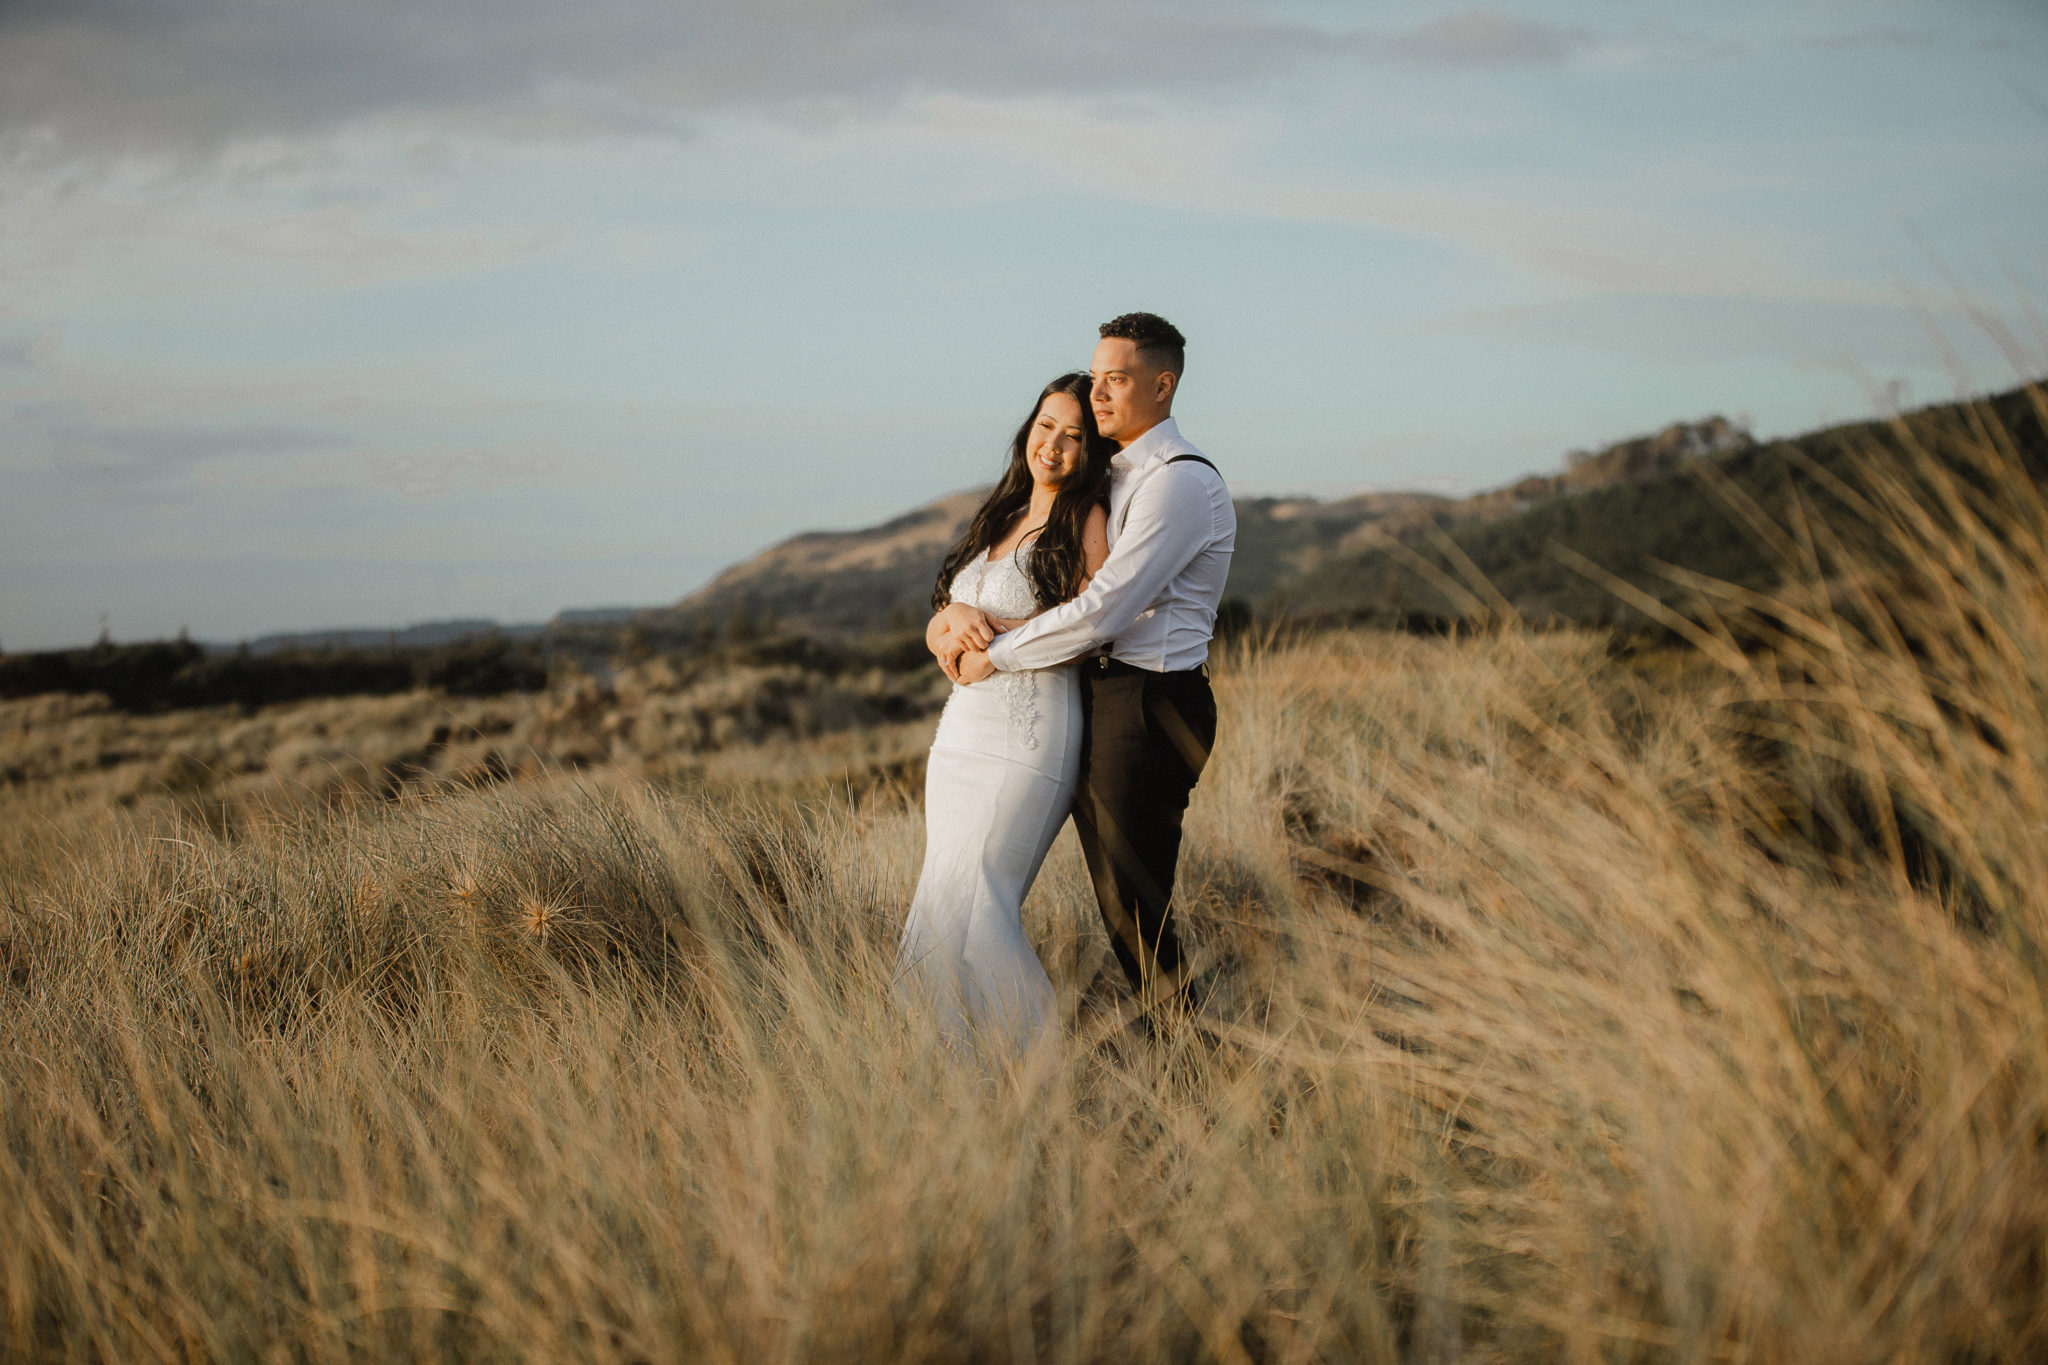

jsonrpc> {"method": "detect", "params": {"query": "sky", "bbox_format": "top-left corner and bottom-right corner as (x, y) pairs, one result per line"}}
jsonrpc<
(3, 0), (2045, 650)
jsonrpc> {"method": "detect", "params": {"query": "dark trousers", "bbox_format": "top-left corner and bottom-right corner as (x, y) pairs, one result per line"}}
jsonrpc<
(1072, 660), (1217, 1003)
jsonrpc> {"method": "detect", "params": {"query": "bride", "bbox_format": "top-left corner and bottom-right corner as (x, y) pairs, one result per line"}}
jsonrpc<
(895, 372), (1112, 1052)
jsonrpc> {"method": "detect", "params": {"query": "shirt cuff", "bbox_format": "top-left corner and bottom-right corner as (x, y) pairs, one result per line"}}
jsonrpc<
(986, 632), (1022, 672)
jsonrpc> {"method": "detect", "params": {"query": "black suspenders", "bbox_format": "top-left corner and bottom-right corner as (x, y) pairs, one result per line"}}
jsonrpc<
(1116, 452), (1218, 536)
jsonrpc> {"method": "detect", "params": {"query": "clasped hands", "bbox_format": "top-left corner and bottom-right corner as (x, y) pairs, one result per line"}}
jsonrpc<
(930, 602), (999, 685)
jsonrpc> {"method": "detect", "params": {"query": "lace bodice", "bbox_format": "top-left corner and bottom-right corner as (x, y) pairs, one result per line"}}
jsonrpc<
(947, 545), (1040, 620)
(943, 545), (1062, 750)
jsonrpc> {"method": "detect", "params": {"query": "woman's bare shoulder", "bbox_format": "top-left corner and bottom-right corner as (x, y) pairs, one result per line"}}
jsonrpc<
(1081, 503), (1110, 573)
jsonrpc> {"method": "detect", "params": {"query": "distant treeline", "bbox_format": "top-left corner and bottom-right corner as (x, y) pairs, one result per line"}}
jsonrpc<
(0, 636), (549, 714)
(0, 626), (948, 716)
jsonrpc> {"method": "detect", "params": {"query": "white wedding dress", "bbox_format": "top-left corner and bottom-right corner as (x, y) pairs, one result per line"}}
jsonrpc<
(895, 544), (1082, 1052)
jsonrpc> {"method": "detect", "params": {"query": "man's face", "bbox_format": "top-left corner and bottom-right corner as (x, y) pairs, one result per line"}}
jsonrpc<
(1089, 337), (1175, 446)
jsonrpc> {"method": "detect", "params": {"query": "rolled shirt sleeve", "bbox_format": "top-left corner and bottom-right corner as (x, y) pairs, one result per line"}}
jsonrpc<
(987, 464), (1216, 672)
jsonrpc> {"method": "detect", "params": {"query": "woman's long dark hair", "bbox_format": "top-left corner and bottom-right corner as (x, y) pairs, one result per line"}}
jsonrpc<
(931, 372), (1115, 612)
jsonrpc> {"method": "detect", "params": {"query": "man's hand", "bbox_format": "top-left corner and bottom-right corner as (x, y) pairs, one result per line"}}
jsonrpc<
(954, 650), (996, 685)
(936, 602), (997, 651)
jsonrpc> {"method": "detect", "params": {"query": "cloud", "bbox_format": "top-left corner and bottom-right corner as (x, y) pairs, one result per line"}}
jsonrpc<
(1383, 10), (1593, 66)
(1218, 181), (1805, 298)
(1422, 291), (2032, 378)
(4, 344), (431, 425)
(873, 100), (1845, 304)
(353, 446), (576, 498)
(0, 134), (543, 310)
(0, 1), (1601, 157)
(0, 179), (528, 300)
(30, 418), (340, 491)
(245, 444), (607, 498)
(1804, 27), (1939, 52)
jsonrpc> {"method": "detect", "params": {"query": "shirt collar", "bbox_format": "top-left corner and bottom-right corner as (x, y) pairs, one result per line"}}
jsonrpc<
(1111, 416), (1190, 474)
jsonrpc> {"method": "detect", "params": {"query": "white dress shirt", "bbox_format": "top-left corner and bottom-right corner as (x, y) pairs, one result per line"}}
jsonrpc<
(987, 416), (1235, 674)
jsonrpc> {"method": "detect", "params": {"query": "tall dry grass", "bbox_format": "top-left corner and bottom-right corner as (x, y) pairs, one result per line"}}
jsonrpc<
(3, 389), (2046, 1361)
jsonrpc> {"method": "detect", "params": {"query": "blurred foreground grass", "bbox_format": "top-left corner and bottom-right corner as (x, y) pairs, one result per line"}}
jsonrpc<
(3, 390), (2047, 1361)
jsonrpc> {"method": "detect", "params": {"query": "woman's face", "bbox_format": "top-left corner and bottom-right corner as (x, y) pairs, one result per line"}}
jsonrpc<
(1026, 390), (1088, 491)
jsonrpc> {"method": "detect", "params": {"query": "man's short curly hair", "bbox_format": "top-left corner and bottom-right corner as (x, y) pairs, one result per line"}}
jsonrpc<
(1098, 312), (1186, 378)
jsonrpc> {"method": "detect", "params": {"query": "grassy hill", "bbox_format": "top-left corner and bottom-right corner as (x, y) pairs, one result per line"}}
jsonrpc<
(644, 491), (989, 640)
(644, 409), (1788, 639)
(639, 386), (2044, 642)
(1284, 385), (2047, 628)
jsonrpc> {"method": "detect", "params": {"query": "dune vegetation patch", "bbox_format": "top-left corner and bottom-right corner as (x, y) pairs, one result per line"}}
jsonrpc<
(3, 390), (2047, 1361)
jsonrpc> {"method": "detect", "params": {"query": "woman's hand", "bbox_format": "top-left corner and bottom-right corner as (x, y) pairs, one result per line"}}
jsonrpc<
(926, 607), (964, 663)
(936, 602), (997, 651)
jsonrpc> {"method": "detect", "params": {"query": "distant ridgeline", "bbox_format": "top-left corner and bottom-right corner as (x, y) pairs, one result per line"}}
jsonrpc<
(7, 382), (2040, 713)
(1285, 384), (2045, 629)
(644, 382), (2046, 638)
(0, 635), (550, 715)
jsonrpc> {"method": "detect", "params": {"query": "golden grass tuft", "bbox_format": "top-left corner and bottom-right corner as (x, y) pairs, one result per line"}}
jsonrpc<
(1, 386), (2045, 1361)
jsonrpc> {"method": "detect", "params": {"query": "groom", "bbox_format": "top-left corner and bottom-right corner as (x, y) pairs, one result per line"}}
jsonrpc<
(952, 312), (1236, 1008)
